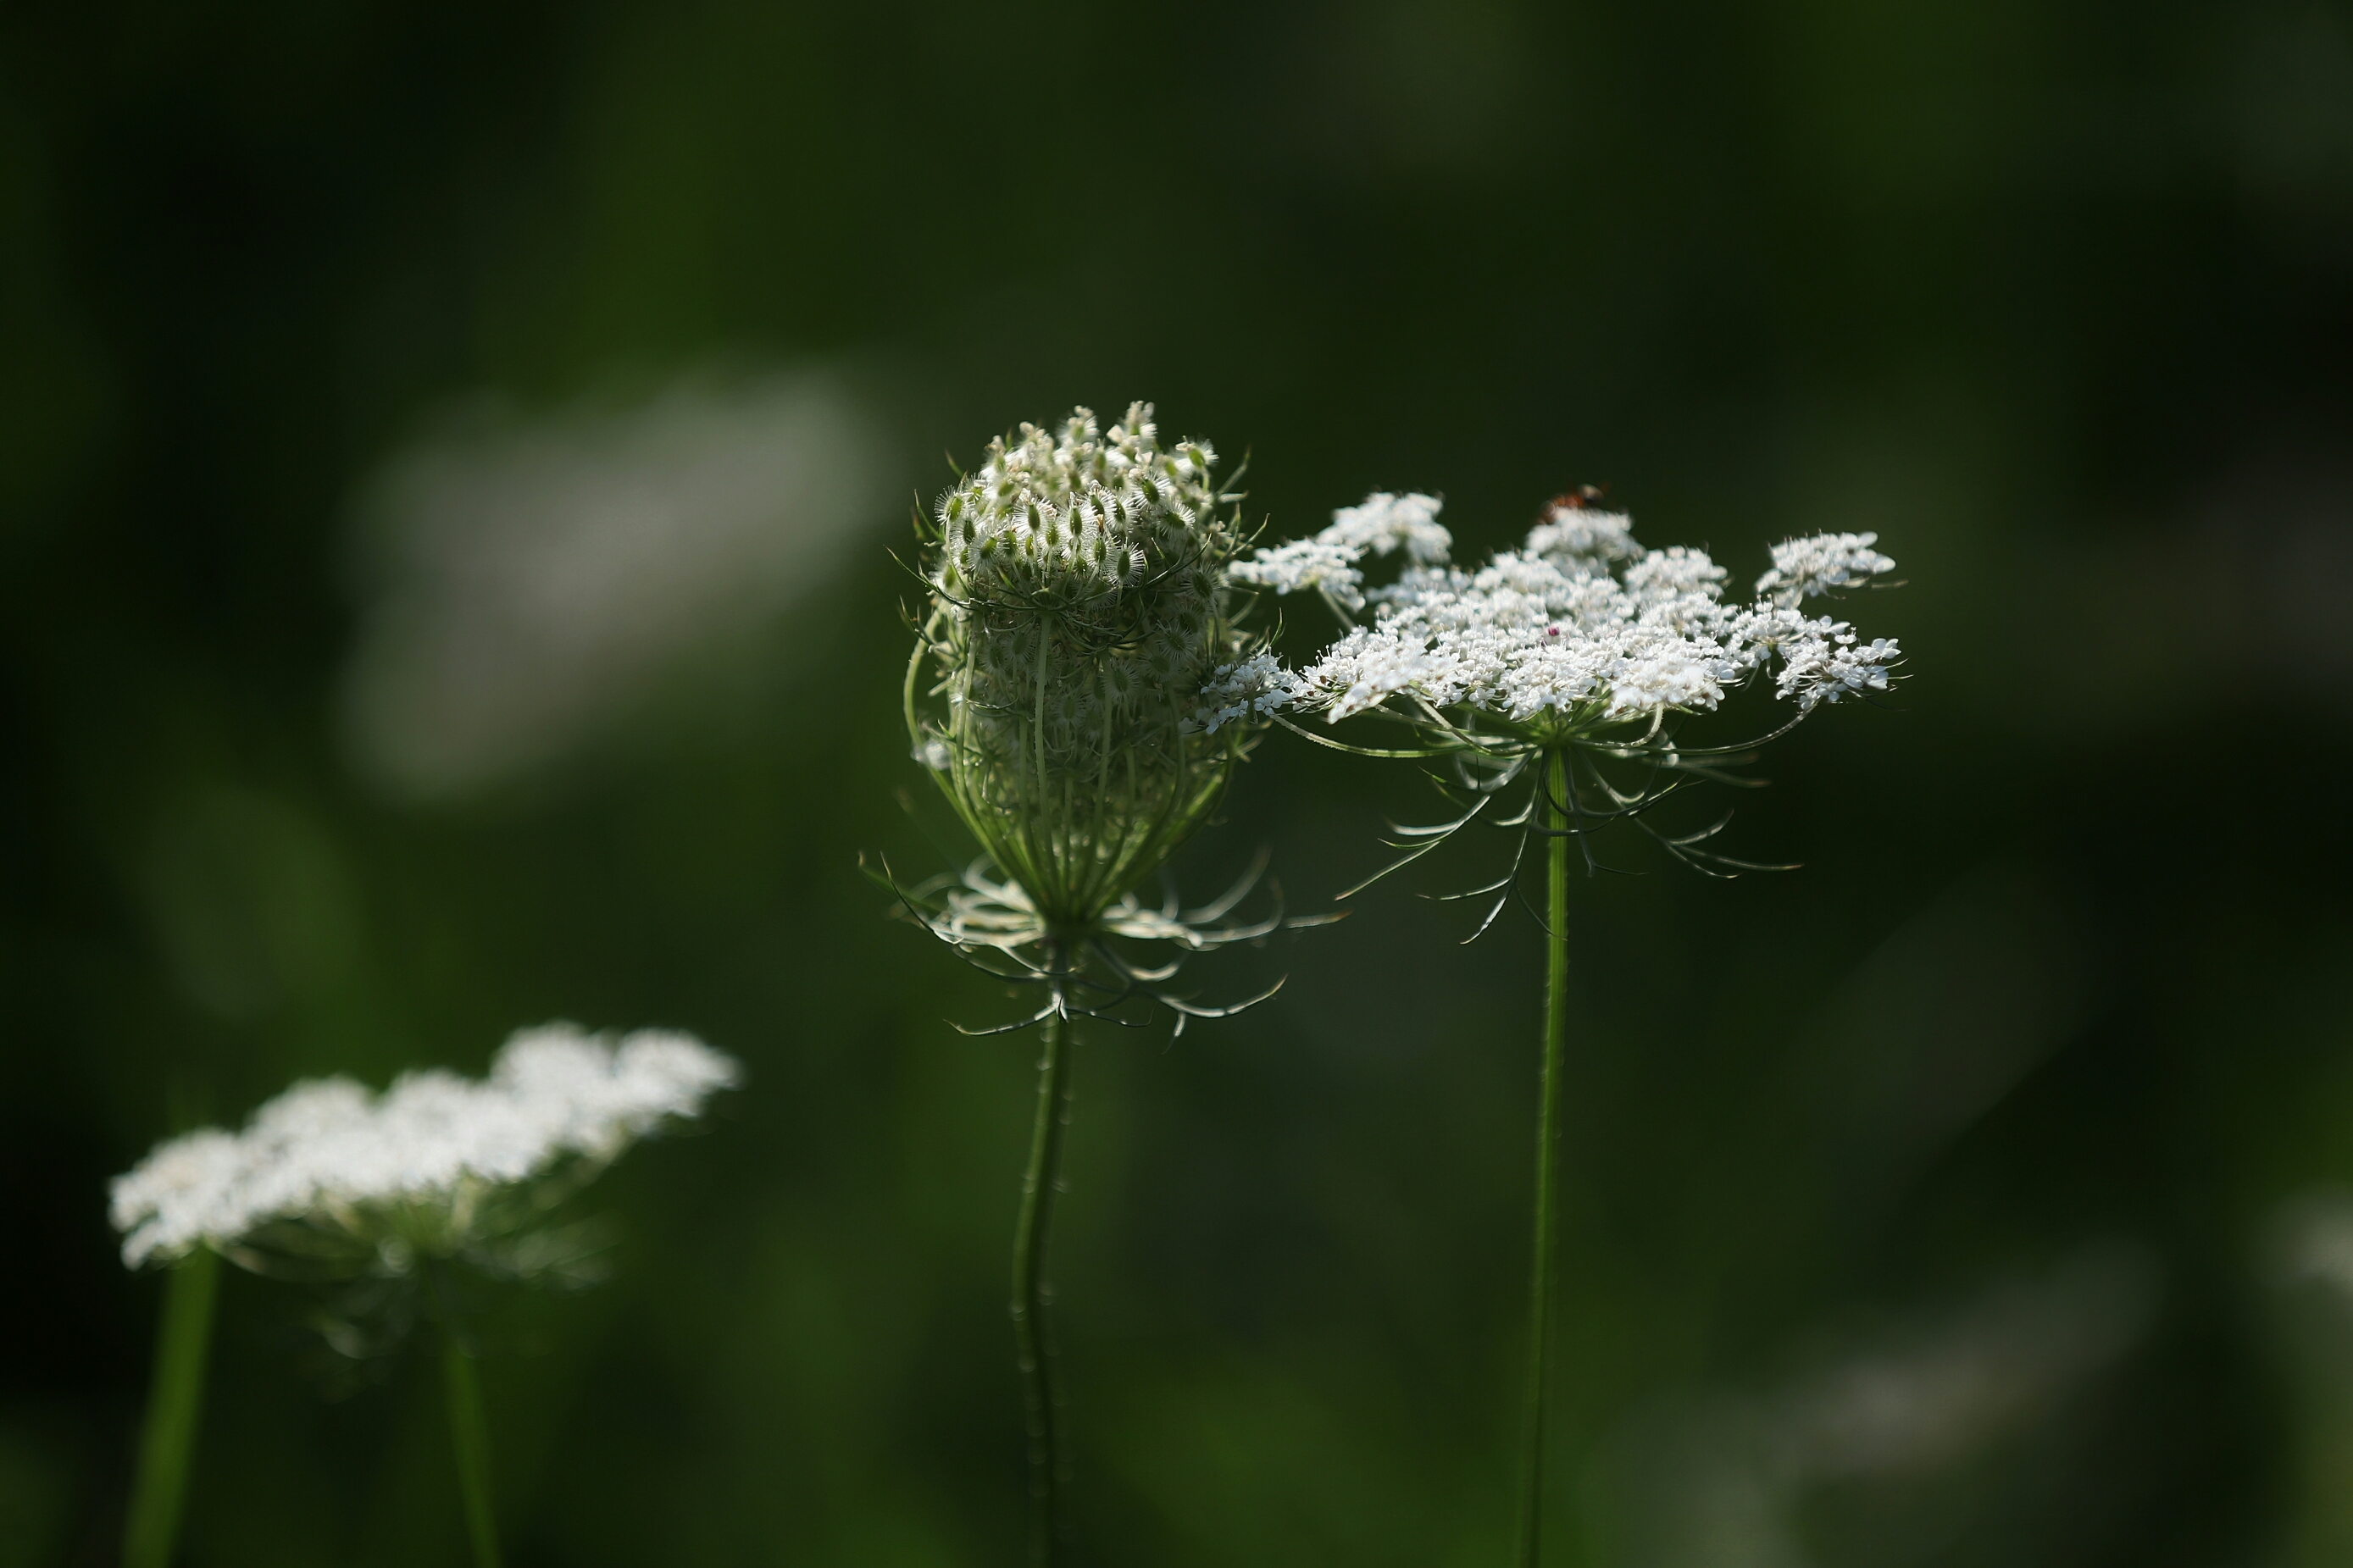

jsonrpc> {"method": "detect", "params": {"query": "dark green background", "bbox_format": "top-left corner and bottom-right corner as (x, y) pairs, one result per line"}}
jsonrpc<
(6, 1), (2353, 1563)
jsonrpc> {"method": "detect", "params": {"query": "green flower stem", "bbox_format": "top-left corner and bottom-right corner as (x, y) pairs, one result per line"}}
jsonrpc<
(441, 1329), (503, 1568)
(123, 1247), (219, 1568)
(1011, 992), (1076, 1566)
(1514, 746), (1571, 1568)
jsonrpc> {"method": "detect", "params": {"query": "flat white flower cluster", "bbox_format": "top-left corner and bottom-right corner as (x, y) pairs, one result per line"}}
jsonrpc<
(1231, 491), (1451, 612)
(1240, 495), (1900, 729)
(110, 1025), (738, 1269)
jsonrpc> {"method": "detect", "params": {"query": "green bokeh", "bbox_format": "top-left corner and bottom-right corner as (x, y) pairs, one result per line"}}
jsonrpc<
(4, 2), (2351, 1564)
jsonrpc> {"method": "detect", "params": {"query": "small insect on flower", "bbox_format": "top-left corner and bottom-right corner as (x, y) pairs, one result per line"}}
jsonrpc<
(109, 1024), (739, 1279)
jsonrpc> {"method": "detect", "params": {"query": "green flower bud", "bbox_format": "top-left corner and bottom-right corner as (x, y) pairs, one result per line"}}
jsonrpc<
(909, 403), (1266, 928)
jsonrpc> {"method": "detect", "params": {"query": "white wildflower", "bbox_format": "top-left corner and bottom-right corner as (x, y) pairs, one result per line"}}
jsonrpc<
(931, 403), (1225, 623)
(1773, 628), (1902, 710)
(1310, 624), (1460, 721)
(109, 1024), (738, 1270)
(1756, 531), (1897, 606)
(1323, 491), (1451, 562)
(913, 403), (1275, 927)
(1256, 477), (1913, 1565)
(1525, 493), (1640, 571)
(1623, 545), (1729, 608)
(106, 1130), (248, 1273)
(1606, 639), (1734, 717)
(1234, 490), (1451, 614)
(1230, 536), (1369, 611)
(1194, 650), (1302, 734)
(1274, 500), (1900, 734)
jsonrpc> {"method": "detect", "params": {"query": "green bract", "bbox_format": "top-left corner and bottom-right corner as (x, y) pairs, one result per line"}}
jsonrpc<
(907, 403), (1263, 931)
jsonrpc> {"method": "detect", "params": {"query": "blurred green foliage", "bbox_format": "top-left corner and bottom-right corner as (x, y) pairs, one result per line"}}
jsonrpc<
(3, 0), (2353, 1564)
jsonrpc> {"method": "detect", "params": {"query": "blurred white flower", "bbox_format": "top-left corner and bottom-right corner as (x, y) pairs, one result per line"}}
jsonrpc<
(1595, 1246), (2156, 1568)
(341, 369), (891, 800)
(109, 1024), (738, 1270)
(2276, 1189), (2353, 1300)
(2261, 1188), (2353, 1557)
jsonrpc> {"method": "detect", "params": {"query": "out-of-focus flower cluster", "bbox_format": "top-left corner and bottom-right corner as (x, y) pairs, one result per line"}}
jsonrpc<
(110, 1025), (737, 1272)
(912, 404), (1273, 927)
(1239, 491), (1901, 733)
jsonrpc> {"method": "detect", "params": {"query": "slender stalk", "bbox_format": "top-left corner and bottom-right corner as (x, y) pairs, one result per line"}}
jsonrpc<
(441, 1328), (503, 1568)
(123, 1247), (219, 1568)
(1514, 747), (1571, 1568)
(1011, 984), (1076, 1566)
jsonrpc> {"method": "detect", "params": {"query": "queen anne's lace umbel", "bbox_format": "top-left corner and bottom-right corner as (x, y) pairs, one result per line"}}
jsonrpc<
(1241, 493), (1901, 734)
(912, 404), (1275, 927)
(109, 1025), (738, 1270)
